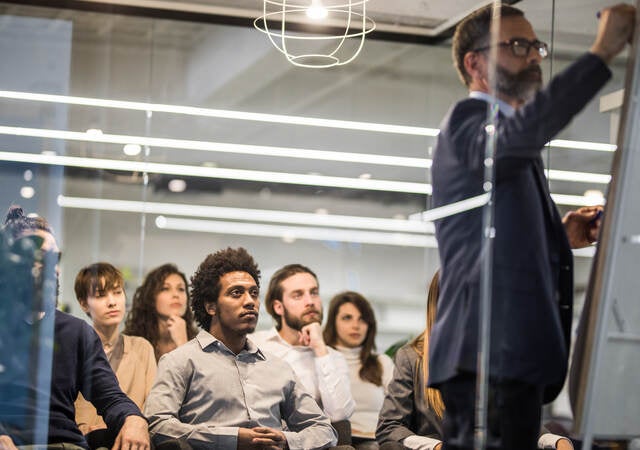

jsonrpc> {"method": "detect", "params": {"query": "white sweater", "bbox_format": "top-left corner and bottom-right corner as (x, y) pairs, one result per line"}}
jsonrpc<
(336, 346), (395, 438)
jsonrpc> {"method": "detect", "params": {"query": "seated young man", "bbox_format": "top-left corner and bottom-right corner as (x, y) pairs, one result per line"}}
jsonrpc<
(74, 263), (157, 445)
(0, 206), (148, 450)
(144, 247), (338, 450)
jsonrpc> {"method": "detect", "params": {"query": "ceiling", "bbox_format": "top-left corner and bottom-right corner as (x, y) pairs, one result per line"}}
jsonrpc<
(0, 0), (630, 214)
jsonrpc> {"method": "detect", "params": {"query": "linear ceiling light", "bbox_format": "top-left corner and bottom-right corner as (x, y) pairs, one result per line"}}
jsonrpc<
(546, 169), (611, 184)
(153, 215), (594, 256)
(155, 216), (437, 248)
(0, 150), (610, 203)
(0, 90), (437, 137)
(0, 126), (614, 183)
(0, 91), (620, 151)
(0, 151), (431, 194)
(550, 193), (606, 206)
(410, 194), (490, 222)
(0, 125), (429, 169)
(549, 139), (616, 152)
(57, 195), (435, 234)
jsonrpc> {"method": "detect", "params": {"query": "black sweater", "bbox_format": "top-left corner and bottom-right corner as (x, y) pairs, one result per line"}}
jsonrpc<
(0, 310), (142, 448)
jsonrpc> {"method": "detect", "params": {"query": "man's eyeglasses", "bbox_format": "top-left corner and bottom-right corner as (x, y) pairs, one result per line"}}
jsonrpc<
(474, 39), (549, 59)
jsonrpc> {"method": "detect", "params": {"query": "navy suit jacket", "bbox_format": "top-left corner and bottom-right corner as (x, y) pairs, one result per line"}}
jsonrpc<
(429, 53), (611, 402)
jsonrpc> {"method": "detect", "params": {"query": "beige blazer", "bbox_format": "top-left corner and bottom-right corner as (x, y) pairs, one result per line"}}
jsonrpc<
(75, 334), (156, 433)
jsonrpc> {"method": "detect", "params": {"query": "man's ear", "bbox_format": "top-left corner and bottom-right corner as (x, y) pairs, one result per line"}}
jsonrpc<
(463, 51), (488, 87)
(272, 299), (284, 316)
(206, 301), (217, 316)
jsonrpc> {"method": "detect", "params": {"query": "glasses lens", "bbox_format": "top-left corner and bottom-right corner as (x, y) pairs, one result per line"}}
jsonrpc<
(537, 42), (549, 58)
(511, 41), (529, 57)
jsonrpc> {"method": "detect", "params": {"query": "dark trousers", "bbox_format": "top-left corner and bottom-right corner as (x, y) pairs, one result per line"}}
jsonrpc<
(439, 373), (544, 450)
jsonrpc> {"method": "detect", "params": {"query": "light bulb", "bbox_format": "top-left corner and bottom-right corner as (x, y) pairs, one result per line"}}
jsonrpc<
(306, 0), (328, 20)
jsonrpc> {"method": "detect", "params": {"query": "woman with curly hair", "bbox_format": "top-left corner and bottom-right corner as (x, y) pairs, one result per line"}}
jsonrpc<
(324, 291), (395, 450)
(124, 263), (198, 361)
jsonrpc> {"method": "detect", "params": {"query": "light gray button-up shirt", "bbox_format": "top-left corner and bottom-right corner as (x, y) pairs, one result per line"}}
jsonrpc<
(145, 330), (337, 450)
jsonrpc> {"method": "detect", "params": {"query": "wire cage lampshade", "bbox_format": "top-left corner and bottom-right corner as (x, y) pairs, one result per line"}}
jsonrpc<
(254, 0), (376, 68)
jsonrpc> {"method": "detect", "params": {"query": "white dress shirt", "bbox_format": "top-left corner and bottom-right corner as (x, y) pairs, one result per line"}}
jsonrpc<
(251, 327), (355, 422)
(144, 330), (337, 450)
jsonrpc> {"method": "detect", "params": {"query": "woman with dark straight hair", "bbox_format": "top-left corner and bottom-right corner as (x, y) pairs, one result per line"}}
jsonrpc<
(324, 291), (395, 450)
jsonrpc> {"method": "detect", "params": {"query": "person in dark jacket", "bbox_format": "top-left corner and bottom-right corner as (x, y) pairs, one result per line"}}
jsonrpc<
(429, 4), (634, 449)
(0, 205), (149, 450)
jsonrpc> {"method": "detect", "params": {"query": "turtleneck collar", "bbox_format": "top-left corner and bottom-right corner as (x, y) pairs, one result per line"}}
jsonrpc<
(336, 345), (362, 360)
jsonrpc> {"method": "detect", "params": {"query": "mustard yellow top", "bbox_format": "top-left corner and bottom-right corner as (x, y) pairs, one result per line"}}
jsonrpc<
(75, 334), (156, 433)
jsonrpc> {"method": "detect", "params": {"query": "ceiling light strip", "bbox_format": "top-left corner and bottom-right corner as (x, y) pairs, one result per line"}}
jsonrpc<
(0, 91), (620, 150)
(411, 194), (490, 222)
(550, 193), (606, 206)
(546, 169), (611, 184)
(57, 195), (435, 233)
(0, 127), (614, 181)
(0, 125), (429, 169)
(153, 215), (594, 256)
(549, 139), (616, 152)
(155, 216), (438, 248)
(0, 151), (431, 194)
(0, 90), (437, 137)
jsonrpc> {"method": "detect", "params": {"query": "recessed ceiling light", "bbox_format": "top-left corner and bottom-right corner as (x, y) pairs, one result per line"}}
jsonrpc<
(20, 186), (35, 199)
(23, 169), (33, 181)
(282, 234), (297, 244)
(85, 128), (103, 136)
(259, 187), (272, 200)
(359, 173), (372, 179)
(315, 208), (329, 215)
(168, 179), (187, 193)
(123, 143), (142, 156)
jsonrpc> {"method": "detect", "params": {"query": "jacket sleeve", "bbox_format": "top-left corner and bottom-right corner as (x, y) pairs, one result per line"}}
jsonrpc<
(376, 347), (418, 444)
(447, 53), (611, 173)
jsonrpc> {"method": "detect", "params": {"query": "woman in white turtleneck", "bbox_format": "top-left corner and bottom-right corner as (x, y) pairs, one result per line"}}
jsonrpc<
(324, 291), (395, 450)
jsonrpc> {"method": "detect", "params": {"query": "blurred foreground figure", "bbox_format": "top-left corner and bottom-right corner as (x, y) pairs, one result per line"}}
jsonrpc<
(0, 206), (149, 450)
(429, 4), (634, 450)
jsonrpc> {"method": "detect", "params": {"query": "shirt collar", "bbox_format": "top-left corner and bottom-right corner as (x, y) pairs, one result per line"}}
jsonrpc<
(469, 91), (516, 117)
(264, 327), (289, 345)
(196, 329), (265, 360)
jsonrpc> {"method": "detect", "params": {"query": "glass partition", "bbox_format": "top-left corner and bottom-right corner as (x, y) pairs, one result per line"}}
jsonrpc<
(0, 2), (459, 353)
(1, 0), (636, 446)
(476, 0), (632, 448)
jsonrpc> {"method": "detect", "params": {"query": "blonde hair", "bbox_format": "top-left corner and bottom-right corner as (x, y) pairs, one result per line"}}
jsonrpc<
(410, 270), (445, 418)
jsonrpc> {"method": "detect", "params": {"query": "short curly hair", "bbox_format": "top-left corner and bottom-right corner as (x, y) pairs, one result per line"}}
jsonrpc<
(191, 247), (261, 331)
(452, 4), (524, 86)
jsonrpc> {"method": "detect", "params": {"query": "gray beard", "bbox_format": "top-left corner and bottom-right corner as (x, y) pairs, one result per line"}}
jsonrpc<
(495, 64), (543, 103)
